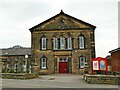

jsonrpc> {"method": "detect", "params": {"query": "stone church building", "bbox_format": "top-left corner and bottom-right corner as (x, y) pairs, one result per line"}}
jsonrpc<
(29, 10), (96, 74)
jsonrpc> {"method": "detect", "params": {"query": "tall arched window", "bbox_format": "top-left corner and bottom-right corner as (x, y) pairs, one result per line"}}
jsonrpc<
(79, 34), (85, 49)
(60, 37), (65, 49)
(41, 36), (46, 50)
(40, 56), (47, 69)
(53, 37), (58, 50)
(67, 37), (72, 49)
(79, 56), (86, 68)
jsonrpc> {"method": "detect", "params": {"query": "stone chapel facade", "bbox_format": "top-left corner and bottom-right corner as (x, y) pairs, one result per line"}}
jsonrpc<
(29, 10), (96, 74)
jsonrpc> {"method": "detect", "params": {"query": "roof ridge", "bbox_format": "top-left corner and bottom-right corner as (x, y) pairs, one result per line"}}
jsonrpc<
(109, 47), (120, 53)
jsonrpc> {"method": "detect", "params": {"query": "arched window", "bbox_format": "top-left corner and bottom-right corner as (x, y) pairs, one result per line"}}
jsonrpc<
(79, 56), (86, 68)
(40, 56), (47, 69)
(60, 37), (65, 49)
(79, 34), (85, 49)
(67, 37), (72, 49)
(41, 36), (46, 50)
(53, 37), (58, 50)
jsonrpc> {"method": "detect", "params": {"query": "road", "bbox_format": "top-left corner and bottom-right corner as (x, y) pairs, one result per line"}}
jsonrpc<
(1, 74), (119, 88)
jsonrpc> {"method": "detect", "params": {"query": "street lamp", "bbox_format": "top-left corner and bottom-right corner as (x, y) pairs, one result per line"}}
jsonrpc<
(25, 55), (28, 59)
(5, 52), (9, 72)
(25, 55), (32, 74)
(25, 55), (28, 73)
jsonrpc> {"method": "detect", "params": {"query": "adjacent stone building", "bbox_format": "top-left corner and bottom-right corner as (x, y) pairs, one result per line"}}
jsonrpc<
(0, 45), (31, 73)
(109, 47), (120, 72)
(29, 10), (96, 74)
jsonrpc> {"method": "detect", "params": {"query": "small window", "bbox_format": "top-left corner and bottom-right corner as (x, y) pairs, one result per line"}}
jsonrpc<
(67, 37), (72, 49)
(79, 35), (85, 49)
(40, 57), (47, 69)
(41, 37), (46, 50)
(79, 56), (86, 68)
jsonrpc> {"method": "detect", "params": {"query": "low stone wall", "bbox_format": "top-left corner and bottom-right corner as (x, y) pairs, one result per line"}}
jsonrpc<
(84, 74), (120, 85)
(1, 73), (38, 79)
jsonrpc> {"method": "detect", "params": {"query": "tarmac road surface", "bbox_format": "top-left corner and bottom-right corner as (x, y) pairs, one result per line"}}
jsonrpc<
(1, 74), (119, 89)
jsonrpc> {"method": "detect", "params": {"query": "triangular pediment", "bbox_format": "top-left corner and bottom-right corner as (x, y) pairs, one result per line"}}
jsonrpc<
(29, 10), (96, 31)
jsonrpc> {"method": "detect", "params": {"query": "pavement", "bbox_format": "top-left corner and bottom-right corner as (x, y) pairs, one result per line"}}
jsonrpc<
(1, 74), (119, 89)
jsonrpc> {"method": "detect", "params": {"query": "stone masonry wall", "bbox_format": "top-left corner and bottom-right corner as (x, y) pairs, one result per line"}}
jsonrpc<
(32, 29), (94, 74)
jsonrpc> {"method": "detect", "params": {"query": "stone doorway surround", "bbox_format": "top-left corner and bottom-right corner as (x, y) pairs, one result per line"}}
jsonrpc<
(54, 55), (72, 74)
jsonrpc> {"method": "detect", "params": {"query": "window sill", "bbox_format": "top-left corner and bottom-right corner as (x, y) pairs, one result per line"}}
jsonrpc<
(79, 67), (84, 69)
(41, 68), (48, 70)
(41, 49), (47, 51)
(79, 48), (85, 50)
(53, 49), (73, 51)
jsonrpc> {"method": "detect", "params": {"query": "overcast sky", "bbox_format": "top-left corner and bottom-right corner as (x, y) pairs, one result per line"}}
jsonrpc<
(0, 0), (119, 57)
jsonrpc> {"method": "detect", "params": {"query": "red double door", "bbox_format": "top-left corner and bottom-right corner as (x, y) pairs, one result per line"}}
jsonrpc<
(59, 62), (68, 73)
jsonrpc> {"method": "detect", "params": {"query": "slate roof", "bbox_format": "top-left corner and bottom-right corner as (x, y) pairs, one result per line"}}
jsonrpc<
(29, 10), (96, 32)
(0, 45), (31, 56)
(109, 47), (120, 53)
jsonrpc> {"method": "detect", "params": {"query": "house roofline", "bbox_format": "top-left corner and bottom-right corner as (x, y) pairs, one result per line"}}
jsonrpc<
(29, 10), (96, 32)
(109, 47), (120, 53)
